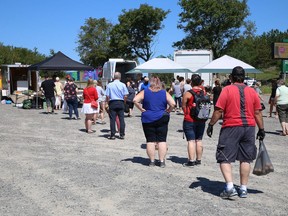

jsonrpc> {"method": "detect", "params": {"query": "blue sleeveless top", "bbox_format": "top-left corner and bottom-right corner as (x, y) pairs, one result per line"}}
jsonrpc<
(142, 89), (168, 123)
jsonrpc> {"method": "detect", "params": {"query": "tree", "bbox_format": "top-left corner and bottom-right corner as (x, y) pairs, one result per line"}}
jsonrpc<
(49, 49), (56, 56)
(174, 0), (249, 58)
(254, 29), (288, 69)
(225, 29), (288, 69)
(224, 21), (257, 67)
(76, 17), (113, 68)
(0, 43), (46, 65)
(110, 4), (170, 62)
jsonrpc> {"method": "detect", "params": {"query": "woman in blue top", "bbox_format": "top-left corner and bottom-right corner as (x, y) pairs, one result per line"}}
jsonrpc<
(133, 76), (175, 168)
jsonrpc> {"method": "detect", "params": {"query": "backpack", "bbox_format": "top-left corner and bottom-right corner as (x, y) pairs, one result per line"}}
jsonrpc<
(188, 89), (211, 121)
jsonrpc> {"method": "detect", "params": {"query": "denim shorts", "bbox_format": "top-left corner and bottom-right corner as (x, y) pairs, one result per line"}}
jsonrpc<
(183, 120), (206, 141)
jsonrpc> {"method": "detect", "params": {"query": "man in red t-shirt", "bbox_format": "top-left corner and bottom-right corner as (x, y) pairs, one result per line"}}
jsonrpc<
(207, 66), (265, 199)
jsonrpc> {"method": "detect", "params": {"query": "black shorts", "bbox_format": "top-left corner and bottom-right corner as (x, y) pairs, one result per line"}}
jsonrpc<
(142, 114), (170, 142)
(276, 104), (288, 123)
(216, 126), (257, 163)
(126, 101), (134, 109)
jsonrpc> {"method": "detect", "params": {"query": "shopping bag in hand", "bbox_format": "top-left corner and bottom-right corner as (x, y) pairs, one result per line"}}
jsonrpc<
(252, 140), (274, 176)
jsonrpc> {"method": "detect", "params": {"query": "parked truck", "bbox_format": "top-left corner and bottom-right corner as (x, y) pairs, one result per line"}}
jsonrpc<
(102, 58), (137, 88)
(174, 50), (213, 86)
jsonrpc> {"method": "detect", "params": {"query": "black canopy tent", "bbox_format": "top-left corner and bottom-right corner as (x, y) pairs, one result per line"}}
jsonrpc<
(28, 51), (93, 108)
(28, 51), (93, 71)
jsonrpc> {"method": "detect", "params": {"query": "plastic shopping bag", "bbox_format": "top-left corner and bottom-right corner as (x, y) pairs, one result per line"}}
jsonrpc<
(252, 140), (274, 176)
(55, 97), (60, 106)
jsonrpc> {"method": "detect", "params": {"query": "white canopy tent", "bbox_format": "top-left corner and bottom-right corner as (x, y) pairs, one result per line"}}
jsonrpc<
(126, 58), (192, 74)
(195, 55), (262, 74)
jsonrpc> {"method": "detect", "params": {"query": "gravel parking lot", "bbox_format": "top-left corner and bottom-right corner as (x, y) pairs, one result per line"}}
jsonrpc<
(0, 95), (287, 216)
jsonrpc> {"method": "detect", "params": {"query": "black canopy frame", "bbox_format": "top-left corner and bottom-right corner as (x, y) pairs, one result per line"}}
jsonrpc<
(28, 51), (93, 71)
(28, 51), (93, 109)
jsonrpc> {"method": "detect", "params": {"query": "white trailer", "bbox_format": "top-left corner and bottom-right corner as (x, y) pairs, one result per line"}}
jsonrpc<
(102, 58), (137, 88)
(0, 63), (35, 97)
(174, 50), (213, 86)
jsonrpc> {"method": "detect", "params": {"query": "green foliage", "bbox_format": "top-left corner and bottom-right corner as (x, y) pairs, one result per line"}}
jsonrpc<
(253, 68), (280, 82)
(225, 29), (288, 69)
(260, 85), (272, 95)
(153, 73), (174, 89)
(110, 4), (170, 62)
(174, 0), (249, 58)
(0, 43), (46, 65)
(76, 17), (113, 68)
(249, 68), (280, 94)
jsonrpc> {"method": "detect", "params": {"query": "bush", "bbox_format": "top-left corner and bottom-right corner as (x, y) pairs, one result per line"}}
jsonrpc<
(260, 85), (271, 94)
(254, 67), (282, 94)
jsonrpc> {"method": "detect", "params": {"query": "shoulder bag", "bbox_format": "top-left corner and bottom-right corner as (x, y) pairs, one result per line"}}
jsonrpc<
(86, 88), (98, 109)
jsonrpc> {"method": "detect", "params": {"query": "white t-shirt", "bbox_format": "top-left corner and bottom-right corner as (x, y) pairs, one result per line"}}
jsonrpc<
(96, 86), (106, 102)
(276, 85), (288, 105)
(183, 84), (192, 93)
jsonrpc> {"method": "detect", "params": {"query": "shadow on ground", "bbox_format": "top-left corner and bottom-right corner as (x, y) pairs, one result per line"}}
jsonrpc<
(189, 177), (263, 197)
(120, 156), (150, 166)
(265, 130), (281, 136)
(167, 156), (187, 164)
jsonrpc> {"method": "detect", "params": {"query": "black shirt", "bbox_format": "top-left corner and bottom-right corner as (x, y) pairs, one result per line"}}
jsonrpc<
(41, 79), (55, 97)
(212, 85), (222, 105)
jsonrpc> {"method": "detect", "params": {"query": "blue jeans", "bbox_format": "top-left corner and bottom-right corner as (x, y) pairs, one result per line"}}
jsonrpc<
(66, 98), (79, 119)
(174, 96), (182, 109)
(109, 100), (125, 137)
(183, 120), (205, 141)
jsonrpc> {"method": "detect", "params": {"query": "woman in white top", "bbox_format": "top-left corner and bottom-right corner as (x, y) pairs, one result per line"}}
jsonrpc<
(54, 77), (63, 110)
(183, 78), (192, 93)
(95, 80), (106, 124)
(275, 79), (288, 136)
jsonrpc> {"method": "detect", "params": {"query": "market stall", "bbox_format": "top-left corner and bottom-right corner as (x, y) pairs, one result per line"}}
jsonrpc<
(27, 51), (93, 109)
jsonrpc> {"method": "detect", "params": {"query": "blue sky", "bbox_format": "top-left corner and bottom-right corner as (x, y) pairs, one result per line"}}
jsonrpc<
(0, 0), (287, 63)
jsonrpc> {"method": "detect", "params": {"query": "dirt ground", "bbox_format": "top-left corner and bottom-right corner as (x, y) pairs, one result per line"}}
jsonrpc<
(0, 95), (287, 216)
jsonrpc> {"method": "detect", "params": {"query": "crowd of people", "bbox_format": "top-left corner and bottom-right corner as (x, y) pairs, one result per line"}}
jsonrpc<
(39, 67), (288, 199)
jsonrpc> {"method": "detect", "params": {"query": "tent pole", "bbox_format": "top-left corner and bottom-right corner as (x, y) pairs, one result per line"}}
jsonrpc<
(36, 70), (39, 109)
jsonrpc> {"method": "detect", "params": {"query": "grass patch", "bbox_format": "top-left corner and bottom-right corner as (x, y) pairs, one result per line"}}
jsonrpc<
(247, 67), (280, 94)
(252, 68), (280, 84)
(260, 85), (272, 94)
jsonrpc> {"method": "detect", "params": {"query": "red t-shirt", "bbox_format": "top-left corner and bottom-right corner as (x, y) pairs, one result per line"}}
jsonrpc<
(216, 83), (261, 128)
(83, 87), (98, 103)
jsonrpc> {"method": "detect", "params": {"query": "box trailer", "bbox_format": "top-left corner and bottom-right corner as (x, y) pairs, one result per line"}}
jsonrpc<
(174, 50), (213, 86)
(0, 63), (38, 98)
(102, 58), (137, 88)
